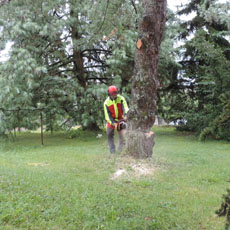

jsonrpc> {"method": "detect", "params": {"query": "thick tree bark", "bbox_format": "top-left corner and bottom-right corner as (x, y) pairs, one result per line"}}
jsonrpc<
(71, 27), (86, 88)
(126, 0), (167, 158)
(70, 9), (87, 89)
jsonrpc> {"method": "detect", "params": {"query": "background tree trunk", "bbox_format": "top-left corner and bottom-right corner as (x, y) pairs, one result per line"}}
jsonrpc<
(126, 0), (167, 158)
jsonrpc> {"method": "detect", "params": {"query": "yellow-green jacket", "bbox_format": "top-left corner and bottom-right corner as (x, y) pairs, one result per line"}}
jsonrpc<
(104, 94), (129, 128)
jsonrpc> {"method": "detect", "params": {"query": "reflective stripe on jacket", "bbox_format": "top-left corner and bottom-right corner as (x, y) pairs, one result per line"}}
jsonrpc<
(104, 94), (129, 127)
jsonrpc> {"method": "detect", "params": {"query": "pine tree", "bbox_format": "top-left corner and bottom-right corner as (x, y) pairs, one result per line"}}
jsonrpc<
(163, 0), (230, 140)
(0, 0), (138, 133)
(126, 0), (167, 158)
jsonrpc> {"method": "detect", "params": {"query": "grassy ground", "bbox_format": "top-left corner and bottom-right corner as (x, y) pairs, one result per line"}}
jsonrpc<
(0, 127), (229, 230)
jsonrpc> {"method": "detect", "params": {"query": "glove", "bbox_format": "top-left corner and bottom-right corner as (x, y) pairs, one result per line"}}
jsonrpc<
(114, 123), (118, 130)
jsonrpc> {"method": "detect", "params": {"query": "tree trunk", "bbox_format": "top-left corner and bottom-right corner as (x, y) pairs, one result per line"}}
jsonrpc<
(70, 9), (87, 89)
(82, 122), (101, 131)
(126, 0), (167, 158)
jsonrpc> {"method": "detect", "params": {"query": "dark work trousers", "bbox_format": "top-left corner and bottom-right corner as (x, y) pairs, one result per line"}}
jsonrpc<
(106, 127), (125, 154)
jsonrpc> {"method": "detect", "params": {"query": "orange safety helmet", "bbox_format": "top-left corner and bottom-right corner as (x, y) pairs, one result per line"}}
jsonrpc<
(108, 85), (118, 96)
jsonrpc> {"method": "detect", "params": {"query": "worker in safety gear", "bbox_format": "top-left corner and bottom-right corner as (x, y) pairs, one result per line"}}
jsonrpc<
(104, 85), (129, 154)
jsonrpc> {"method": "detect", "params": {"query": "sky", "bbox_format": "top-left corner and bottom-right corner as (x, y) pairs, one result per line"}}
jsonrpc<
(0, 42), (12, 62)
(167, 0), (189, 12)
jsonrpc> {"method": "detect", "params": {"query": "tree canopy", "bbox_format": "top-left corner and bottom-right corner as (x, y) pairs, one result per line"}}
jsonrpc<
(0, 0), (230, 141)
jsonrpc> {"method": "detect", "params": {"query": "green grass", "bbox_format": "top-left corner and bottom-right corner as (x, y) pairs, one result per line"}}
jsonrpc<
(0, 127), (230, 230)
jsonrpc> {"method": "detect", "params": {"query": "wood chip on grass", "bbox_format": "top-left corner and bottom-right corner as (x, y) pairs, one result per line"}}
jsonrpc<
(27, 162), (49, 167)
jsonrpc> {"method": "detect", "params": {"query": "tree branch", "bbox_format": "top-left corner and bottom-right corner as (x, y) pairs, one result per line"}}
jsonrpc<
(81, 48), (112, 54)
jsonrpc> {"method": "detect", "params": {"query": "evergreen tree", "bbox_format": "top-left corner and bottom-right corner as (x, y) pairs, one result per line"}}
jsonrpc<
(0, 0), (139, 133)
(126, 0), (167, 158)
(160, 0), (230, 140)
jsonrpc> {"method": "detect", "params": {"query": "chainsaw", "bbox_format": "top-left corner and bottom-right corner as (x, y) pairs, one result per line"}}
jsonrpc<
(117, 119), (127, 131)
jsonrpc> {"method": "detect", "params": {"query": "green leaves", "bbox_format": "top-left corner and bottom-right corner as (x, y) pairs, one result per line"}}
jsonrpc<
(155, 0), (230, 140)
(0, 0), (142, 133)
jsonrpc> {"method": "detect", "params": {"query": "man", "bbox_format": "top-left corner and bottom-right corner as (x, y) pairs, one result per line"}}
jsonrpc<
(104, 85), (129, 154)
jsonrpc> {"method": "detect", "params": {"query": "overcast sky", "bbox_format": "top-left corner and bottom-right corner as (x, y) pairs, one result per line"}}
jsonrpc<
(168, 0), (188, 11)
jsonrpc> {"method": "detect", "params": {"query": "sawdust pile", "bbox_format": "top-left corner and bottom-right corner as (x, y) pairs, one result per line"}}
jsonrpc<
(110, 156), (159, 180)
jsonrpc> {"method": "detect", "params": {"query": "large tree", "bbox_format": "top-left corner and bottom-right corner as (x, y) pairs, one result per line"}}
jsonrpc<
(166, 0), (230, 140)
(0, 0), (139, 133)
(126, 0), (167, 158)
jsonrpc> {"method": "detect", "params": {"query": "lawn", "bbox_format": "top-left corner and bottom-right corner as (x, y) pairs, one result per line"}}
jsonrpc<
(0, 127), (229, 230)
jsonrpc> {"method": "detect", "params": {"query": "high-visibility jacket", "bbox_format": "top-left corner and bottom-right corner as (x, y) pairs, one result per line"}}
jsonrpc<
(104, 94), (129, 129)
